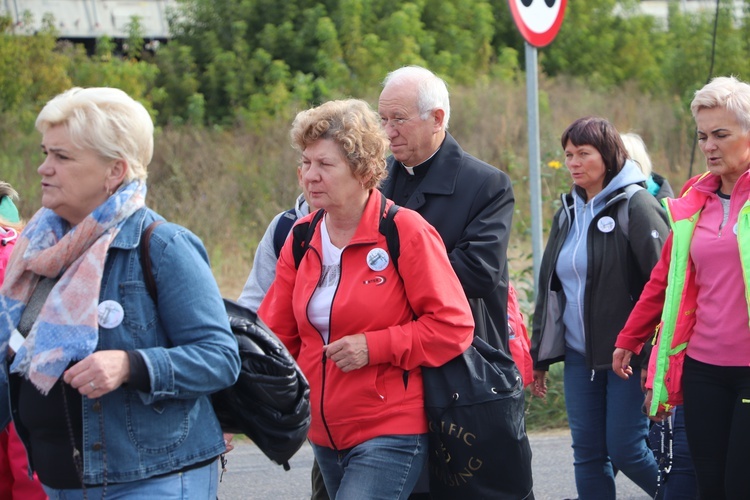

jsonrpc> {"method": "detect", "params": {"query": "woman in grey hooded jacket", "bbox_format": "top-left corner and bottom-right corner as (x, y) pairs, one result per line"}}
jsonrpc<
(530, 117), (669, 500)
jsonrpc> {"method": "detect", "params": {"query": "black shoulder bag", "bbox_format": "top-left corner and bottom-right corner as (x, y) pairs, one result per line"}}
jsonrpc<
(141, 221), (311, 471)
(421, 336), (534, 499)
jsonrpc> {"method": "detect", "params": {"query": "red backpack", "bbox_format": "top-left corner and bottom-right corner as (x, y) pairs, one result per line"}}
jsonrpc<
(507, 282), (533, 388)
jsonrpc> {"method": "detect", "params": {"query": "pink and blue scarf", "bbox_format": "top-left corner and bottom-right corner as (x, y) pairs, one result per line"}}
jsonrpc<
(0, 180), (146, 394)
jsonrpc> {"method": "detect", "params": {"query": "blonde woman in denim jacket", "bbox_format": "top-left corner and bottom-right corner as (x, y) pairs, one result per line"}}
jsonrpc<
(0, 87), (240, 499)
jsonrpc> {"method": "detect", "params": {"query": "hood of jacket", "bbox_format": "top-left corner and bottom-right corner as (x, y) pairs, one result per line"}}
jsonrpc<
(568, 159), (645, 237)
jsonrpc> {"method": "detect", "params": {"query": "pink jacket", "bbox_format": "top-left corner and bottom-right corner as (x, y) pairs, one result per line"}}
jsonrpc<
(616, 171), (750, 411)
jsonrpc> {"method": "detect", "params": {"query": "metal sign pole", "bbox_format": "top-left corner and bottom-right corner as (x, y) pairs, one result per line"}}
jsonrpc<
(525, 42), (543, 300)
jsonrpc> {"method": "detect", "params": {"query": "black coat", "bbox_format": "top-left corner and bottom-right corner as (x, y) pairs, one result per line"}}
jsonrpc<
(381, 132), (514, 352)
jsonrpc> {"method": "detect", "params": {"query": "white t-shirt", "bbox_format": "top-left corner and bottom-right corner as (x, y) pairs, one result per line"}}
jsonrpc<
(307, 217), (342, 344)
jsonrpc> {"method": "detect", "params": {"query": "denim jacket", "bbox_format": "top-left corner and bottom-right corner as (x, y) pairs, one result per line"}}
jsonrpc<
(2, 207), (240, 485)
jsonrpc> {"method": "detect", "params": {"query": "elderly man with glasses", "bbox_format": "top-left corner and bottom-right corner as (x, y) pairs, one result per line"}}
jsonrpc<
(379, 65), (514, 355)
(378, 65), (532, 499)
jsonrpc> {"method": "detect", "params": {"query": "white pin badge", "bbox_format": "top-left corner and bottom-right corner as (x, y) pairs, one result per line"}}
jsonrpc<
(651, 230), (660, 239)
(598, 216), (616, 233)
(734, 223), (739, 235)
(367, 248), (389, 271)
(8, 329), (25, 354)
(98, 300), (125, 329)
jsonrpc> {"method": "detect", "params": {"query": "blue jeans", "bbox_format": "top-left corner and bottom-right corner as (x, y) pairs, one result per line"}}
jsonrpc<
(564, 349), (658, 500)
(41, 460), (218, 499)
(649, 406), (698, 499)
(312, 434), (427, 500)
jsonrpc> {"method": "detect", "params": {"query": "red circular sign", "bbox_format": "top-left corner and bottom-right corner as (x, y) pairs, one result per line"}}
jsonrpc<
(508, 0), (567, 48)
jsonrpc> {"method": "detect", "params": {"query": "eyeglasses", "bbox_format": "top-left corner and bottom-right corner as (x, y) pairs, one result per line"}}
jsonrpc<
(380, 116), (416, 129)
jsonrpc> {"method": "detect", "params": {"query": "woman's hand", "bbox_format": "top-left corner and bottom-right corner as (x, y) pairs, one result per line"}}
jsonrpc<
(63, 350), (130, 398)
(223, 433), (235, 453)
(324, 334), (369, 372)
(612, 347), (635, 380)
(531, 369), (548, 399)
(643, 389), (672, 422)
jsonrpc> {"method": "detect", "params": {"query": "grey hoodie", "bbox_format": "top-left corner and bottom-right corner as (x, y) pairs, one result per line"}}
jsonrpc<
(238, 194), (310, 313)
(556, 160), (646, 355)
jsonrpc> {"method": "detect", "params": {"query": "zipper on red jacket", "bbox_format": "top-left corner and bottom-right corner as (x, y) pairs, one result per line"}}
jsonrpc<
(317, 242), (373, 451)
(308, 239), (380, 451)
(319, 353), (338, 450)
(304, 244), (340, 451)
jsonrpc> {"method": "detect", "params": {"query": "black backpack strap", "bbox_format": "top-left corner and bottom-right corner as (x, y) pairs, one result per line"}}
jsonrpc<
(378, 193), (401, 272)
(141, 220), (165, 304)
(291, 208), (325, 269)
(273, 208), (298, 258)
(376, 193), (407, 388)
(291, 196), (401, 271)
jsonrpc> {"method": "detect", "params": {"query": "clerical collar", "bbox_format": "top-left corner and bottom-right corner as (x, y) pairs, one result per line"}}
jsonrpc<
(400, 147), (441, 175)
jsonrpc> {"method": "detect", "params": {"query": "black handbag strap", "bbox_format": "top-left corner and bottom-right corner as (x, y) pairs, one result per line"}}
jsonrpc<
(141, 220), (165, 305)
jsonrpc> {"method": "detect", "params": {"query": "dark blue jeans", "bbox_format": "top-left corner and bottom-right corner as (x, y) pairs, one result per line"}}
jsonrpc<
(649, 406), (698, 499)
(564, 349), (658, 500)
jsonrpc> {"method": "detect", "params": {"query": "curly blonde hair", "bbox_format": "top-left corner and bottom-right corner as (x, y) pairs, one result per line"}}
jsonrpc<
(290, 99), (389, 190)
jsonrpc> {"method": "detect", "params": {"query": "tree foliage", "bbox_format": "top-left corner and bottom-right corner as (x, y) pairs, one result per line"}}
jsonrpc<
(0, 15), (70, 114)
(2, 1), (750, 128)
(165, 0), (506, 123)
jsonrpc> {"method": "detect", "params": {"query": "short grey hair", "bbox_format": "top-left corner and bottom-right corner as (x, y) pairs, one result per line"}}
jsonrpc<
(382, 65), (451, 130)
(691, 76), (750, 133)
(35, 87), (154, 182)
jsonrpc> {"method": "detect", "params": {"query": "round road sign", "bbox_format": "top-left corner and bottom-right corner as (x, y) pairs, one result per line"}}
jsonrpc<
(508, 0), (567, 48)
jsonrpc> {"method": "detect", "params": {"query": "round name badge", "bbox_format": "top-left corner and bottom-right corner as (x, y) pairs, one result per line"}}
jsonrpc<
(651, 230), (660, 239)
(98, 300), (125, 329)
(734, 223), (739, 235)
(597, 216), (615, 233)
(367, 248), (389, 271)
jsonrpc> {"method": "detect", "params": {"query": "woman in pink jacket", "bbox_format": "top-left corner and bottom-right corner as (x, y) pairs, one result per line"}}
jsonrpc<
(614, 76), (750, 499)
(259, 99), (473, 500)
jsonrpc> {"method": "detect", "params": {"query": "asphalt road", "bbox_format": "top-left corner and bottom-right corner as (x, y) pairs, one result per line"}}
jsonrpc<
(217, 429), (653, 500)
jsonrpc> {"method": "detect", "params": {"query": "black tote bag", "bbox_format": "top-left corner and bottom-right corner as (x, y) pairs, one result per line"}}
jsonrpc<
(422, 336), (534, 499)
